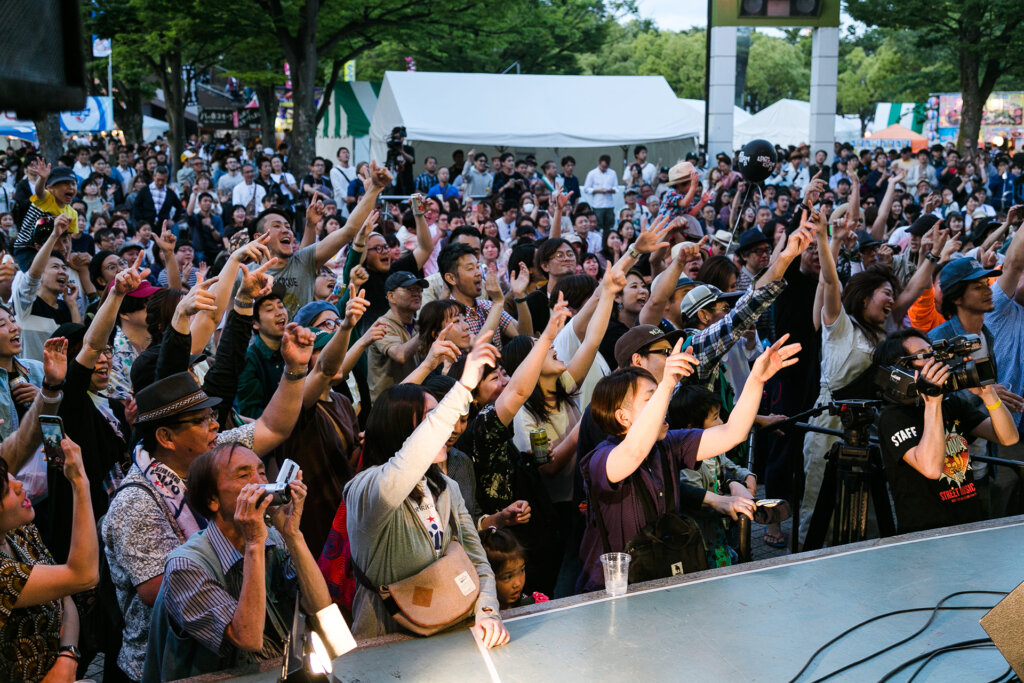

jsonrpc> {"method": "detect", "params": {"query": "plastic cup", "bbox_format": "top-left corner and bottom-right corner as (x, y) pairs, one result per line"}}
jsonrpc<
(600, 552), (630, 597)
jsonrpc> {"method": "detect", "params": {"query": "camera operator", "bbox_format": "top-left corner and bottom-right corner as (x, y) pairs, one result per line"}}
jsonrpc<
(145, 448), (331, 679)
(386, 126), (415, 196)
(874, 329), (1018, 534)
(930, 256), (1024, 515)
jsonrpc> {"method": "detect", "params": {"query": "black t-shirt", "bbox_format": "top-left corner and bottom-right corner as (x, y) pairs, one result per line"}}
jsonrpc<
(524, 289), (550, 333)
(878, 395), (988, 534)
(599, 317), (630, 370)
(493, 172), (526, 207)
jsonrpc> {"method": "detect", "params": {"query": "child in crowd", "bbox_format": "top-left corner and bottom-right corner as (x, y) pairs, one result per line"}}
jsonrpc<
(668, 385), (758, 566)
(480, 527), (549, 610)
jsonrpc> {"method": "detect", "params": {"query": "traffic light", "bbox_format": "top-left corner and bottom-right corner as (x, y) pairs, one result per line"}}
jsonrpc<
(739, 0), (823, 17)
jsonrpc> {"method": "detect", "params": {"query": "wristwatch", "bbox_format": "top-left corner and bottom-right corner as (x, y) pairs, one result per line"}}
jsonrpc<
(924, 251), (940, 263)
(283, 368), (309, 382)
(628, 246), (641, 259)
(58, 645), (81, 661)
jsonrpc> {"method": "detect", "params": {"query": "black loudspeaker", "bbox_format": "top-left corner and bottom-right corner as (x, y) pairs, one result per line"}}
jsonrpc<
(980, 579), (1024, 677)
(0, 0), (86, 115)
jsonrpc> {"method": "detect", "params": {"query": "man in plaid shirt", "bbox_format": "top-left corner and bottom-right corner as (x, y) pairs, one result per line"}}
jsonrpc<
(414, 156), (438, 194)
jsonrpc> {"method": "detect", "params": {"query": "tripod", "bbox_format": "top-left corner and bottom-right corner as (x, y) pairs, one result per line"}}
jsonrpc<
(803, 400), (895, 551)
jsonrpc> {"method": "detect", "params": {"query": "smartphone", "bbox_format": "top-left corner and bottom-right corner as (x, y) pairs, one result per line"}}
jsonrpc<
(39, 415), (65, 469)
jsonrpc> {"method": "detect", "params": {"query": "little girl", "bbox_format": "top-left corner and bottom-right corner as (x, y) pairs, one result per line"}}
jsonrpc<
(480, 528), (549, 610)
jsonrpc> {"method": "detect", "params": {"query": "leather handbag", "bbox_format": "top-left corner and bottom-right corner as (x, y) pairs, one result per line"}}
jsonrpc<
(353, 507), (480, 636)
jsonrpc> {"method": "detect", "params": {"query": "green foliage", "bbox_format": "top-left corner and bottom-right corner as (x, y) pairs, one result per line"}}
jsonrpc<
(743, 31), (809, 112)
(356, 0), (620, 78)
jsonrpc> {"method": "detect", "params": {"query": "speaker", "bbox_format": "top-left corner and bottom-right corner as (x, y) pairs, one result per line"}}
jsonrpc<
(980, 579), (1024, 677)
(0, 0), (86, 116)
(739, 0), (823, 17)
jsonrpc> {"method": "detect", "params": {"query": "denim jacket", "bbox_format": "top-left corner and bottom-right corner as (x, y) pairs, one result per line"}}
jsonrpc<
(0, 358), (44, 440)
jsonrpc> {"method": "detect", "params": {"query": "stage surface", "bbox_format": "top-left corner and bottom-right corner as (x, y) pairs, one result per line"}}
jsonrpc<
(185, 517), (1024, 682)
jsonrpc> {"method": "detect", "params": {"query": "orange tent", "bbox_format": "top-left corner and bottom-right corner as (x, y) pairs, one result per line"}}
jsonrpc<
(863, 123), (929, 152)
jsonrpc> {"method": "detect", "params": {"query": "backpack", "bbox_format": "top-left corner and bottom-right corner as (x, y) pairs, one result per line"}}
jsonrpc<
(591, 445), (707, 584)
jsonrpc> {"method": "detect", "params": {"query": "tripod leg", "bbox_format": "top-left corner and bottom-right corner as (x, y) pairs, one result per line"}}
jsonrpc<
(869, 449), (896, 537)
(804, 445), (839, 551)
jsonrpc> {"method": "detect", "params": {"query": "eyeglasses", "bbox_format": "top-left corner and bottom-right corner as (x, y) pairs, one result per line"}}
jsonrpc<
(553, 250), (576, 260)
(98, 346), (114, 358)
(748, 246), (771, 256)
(173, 411), (217, 429)
(315, 318), (342, 331)
(642, 347), (672, 357)
(104, 258), (128, 272)
(367, 244), (389, 254)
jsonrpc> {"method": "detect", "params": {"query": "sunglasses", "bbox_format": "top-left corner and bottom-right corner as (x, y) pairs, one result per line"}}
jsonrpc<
(642, 347), (672, 357)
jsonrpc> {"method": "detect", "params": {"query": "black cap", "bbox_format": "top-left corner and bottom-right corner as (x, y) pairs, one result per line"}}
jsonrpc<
(613, 325), (683, 369)
(907, 214), (940, 237)
(736, 228), (769, 254)
(45, 166), (78, 187)
(856, 229), (883, 251)
(385, 270), (427, 292)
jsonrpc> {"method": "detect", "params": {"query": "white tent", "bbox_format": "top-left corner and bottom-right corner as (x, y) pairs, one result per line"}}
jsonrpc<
(677, 98), (751, 144)
(733, 99), (861, 149)
(369, 71), (698, 176)
(143, 115), (170, 142)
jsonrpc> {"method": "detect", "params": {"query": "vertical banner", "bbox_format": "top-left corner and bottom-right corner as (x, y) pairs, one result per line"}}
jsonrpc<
(343, 60), (356, 82)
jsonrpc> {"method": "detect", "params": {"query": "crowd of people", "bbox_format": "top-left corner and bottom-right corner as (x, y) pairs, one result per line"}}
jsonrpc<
(0, 130), (1020, 682)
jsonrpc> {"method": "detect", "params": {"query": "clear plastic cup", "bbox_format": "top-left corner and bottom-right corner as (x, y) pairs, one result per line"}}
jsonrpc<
(600, 552), (630, 597)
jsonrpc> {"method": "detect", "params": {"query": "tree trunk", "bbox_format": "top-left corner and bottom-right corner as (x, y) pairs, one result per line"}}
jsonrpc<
(956, 24), (983, 155)
(161, 51), (187, 176)
(116, 83), (144, 147)
(258, 82), (277, 151)
(289, 46), (319, 175)
(33, 113), (62, 162)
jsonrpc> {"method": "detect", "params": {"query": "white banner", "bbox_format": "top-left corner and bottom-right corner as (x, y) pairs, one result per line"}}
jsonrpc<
(92, 36), (112, 58)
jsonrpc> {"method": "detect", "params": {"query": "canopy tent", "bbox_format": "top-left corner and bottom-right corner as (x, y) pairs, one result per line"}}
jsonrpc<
(677, 98), (751, 144)
(142, 115), (169, 142)
(315, 81), (381, 162)
(368, 71), (699, 174)
(859, 123), (928, 153)
(733, 98), (862, 150)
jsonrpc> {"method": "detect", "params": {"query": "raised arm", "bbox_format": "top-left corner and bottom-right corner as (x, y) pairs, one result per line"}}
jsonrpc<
(494, 297), (572, 426)
(696, 336), (800, 460)
(997, 205), (1024, 299)
(0, 338), (66, 473)
(314, 162), (393, 267)
(192, 234), (274, 351)
(155, 222), (182, 291)
(892, 225), (948, 323)
(78, 262), (147, 369)
(249, 324), (314, 455)
(13, 438), (99, 607)
(754, 222), (814, 289)
(28, 158), (50, 203)
(550, 187), (572, 240)
(566, 259), (623, 385)
(302, 289), (367, 408)
(813, 209), (844, 327)
(870, 170), (903, 240)
(605, 341), (698, 484)
(410, 194), (435, 270)
(28, 214), (68, 281)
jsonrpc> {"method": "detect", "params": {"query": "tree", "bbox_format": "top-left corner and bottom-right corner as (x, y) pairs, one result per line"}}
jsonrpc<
(743, 32), (808, 112)
(847, 0), (1024, 153)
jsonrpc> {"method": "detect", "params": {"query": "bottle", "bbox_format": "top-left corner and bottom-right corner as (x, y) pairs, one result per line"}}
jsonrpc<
(530, 429), (552, 465)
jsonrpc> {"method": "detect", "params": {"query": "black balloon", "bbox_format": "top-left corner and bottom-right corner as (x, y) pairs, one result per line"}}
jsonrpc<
(737, 139), (777, 183)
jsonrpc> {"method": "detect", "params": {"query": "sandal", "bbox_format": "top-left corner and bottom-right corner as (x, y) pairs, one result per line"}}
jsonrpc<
(763, 529), (787, 548)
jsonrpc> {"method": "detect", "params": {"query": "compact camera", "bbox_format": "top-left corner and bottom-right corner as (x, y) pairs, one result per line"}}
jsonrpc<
(258, 458), (299, 506)
(876, 334), (996, 404)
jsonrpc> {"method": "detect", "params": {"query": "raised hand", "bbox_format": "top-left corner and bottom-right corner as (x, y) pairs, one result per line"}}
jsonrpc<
(280, 322), (316, 370)
(42, 337), (68, 387)
(459, 331), (500, 391)
(676, 235), (710, 265)
(270, 472), (307, 538)
(350, 264), (369, 289)
(155, 222), (177, 252)
(555, 187), (574, 210)
(804, 171), (826, 206)
(602, 257), (628, 294)
(509, 262), (530, 298)
(427, 337), (461, 369)
(979, 244), (999, 269)
(342, 286), (369, 330)
(662, 340), (699, 385)
(484, 267), (503, 303)
(238, 259), (277, 300)
(541, 292), (571, 341)
(361, 318), (389, 345)
(750, 333), (801, 383)
(916, 358), (951, 404)
(498, 500), (531, 526)
(1007, 205), (1024, 224)
(307, 191), (326, 224)
(782, 224), (816, 260)
(177, 273), (220, 316)
(367, 160), (394, 191)
(52, 213), (71, 238)
(232, 231), (273, 264)
(60, 437), (86, 487)
(197, 261), (210, 281)
(28, 157), (50, 181)
(633, 214), (672, 254)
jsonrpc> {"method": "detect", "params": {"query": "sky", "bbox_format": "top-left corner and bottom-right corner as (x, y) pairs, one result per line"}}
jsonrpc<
(632, 0), (856, 34)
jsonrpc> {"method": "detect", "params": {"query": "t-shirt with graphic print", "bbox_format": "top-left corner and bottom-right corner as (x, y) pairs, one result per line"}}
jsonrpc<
(878, 394), (988, 534)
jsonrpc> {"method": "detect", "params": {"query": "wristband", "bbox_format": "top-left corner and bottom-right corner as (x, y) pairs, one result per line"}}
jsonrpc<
(42, 380), (65, 392)
(283, 368), (309, 382)
(58, 645), (81, 661)
(514, 296), (529, 303)
(924, 251), (940, 263)
(986, 398), (1002, 411)
(234, 296), (254, 308)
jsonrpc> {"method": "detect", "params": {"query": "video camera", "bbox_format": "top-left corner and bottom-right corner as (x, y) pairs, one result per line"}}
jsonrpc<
(876, 334), (996, 404)
(386, 126), (407, 153)
(258, 458), (299, 506)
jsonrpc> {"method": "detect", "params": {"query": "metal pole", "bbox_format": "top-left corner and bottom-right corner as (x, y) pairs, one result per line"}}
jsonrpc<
(107, 52), (113, 102)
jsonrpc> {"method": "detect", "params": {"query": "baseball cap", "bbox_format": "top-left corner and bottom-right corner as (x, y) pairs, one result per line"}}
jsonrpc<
(312, 328), (334, 351)
(907, 214), (940, 237)
(939, 257), (999, 293)
(680, 284), (742, 321)
(736, 228), (769, 253)
(613, 324), (683, 369)
(856, 229), (883, 251)
(46, 167), (78, 187)
(675, 276), (696, 291)
(385, 270), (428, 292)
(294, 300), (337, 328)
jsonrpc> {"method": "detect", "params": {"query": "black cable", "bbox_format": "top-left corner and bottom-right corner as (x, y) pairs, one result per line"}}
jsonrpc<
(878, 638), (993, 682)
(788, 590), (1007, 682)
(986, 663), (1014, 683)
(907, 641), (998, 682)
